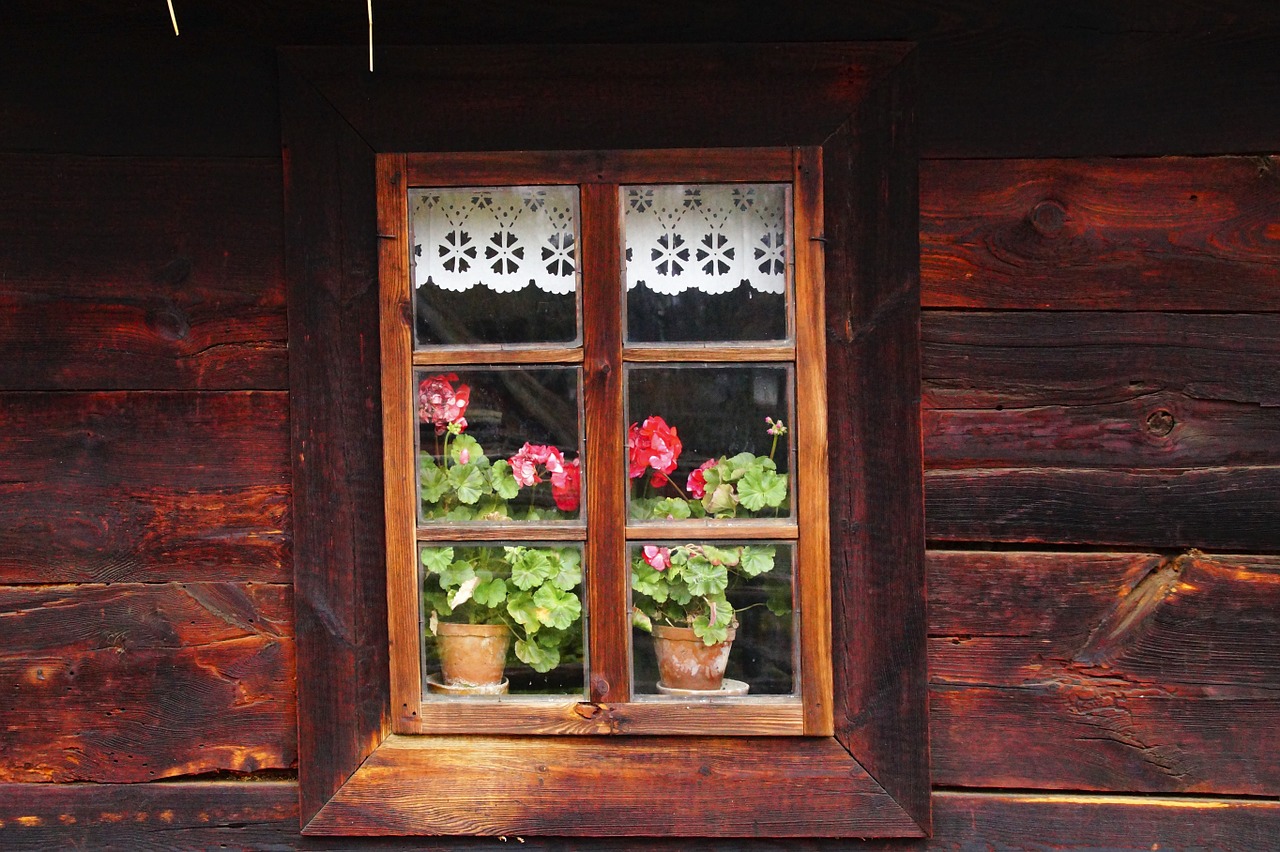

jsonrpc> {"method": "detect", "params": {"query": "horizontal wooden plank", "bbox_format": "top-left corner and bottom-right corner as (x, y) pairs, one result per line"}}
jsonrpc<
(925, 466), (1280, 550)
(406, 147), (795, 185)
(0, 391), (290, 582)
(928, 550), (1280, 794)
(4, 783), (1279, 850)
(0, 37), (281, 157)
(406, 699), (804, 736)
(0, 583), (296, 783)
(0, 781), (299, 851)
(309, 734), (921, 837)
(923, 311), (1280, 409)
(0, 154), (286, 389)
(921, 157), (1280, 311)
(925, 389), (1280, 471)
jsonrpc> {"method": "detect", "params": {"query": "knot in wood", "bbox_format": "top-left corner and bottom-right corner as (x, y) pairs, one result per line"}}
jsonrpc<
(1146, 409), (1175, 436)
(1028, 199), (1067, 237)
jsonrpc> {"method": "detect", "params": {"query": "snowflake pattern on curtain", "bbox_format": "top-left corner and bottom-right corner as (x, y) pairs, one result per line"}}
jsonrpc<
(411, 187), (578, 294)
(624, 184), (788, 295)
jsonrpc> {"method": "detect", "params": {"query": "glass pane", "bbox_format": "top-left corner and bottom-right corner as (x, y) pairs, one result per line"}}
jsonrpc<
(630, 542), (795, 696)
(411, 186), (579, 346)
(420, 543), (586, 698)
(623, 184), (789, 342)
(416, 368), (582, 523)
(626, 365), (793, 521)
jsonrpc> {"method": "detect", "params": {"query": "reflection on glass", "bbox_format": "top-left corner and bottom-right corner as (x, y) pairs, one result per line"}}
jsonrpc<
(416, 368), (582, 523)
(421, 543), (586, 698)
(623, 184), (789, 342)
(626, 365), (793, 521)
(411, 187), (579, 346)
(630, 542), (795, 696)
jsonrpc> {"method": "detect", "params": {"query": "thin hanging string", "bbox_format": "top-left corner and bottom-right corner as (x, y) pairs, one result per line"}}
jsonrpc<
(368, 0), (374, 71)
(166, 0), (179, 35)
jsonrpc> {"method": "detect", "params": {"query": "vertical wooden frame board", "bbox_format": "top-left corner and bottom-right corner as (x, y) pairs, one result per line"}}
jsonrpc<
(281, 43), (928, 837)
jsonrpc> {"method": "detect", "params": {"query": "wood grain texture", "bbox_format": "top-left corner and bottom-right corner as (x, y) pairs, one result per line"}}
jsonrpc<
(920, 157), (1280, 311)
(0, 583), (295, 782)
(3, 784), (1278, 850)
(308, 735), (921, 837)
(822, 51), (930, 830)
(0, 154), (286, 389)
(0, 391), (289, 583)
(283, 43), (906, 153)
(0, 781), (299, 851)
(925, 466), (1280, 550)
(929, 550), (1280, 794)
(406, 148), (795, 186)
(409, 699), (803, 736)
(923, 311), (1280, 410)
(580, 183), (628, 704)
(280, 61), (390, 826)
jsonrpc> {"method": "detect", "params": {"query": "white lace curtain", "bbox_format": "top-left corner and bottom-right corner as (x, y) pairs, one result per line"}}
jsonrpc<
(411, 184), (788, 296)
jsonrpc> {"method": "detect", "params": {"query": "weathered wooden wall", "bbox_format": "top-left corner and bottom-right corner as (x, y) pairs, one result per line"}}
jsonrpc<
(1, 2), (1278, 847)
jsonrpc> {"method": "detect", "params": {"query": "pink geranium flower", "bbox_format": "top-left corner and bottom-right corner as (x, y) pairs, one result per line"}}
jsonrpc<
(642, 545), (671, 572)
(418, 373), (470, 435)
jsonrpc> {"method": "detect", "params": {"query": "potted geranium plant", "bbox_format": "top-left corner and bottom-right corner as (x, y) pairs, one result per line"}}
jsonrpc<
(627, 415), (791, 692)
(421, 544), (583, 692)
(416, 373), (583, 692)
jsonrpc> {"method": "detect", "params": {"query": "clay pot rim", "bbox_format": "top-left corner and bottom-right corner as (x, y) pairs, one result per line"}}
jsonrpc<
(435, 621), (510, 638)
(652, 623), (737, 642)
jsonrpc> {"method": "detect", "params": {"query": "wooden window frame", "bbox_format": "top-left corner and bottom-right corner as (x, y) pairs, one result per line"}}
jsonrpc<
(281, 43), (927, 837)
(383, 149), (831, 738)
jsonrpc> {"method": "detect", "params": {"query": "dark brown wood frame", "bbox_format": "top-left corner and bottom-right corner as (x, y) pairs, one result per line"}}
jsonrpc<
(281, 43), (927, 837)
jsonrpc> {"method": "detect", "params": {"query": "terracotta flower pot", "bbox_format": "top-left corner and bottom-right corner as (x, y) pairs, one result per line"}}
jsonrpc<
(436, 622), (510, 688)
(652, 623), (737, 691)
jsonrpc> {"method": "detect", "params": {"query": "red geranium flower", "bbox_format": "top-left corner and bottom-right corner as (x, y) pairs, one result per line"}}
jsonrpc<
(627, 415), (683, 487)
(418, 373), (470, 435)
(550, 457), (581, 512)
(686, 458), (716, 499)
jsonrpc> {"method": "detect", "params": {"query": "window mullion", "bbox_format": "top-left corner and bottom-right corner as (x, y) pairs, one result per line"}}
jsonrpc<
(580, 182), (630, 704)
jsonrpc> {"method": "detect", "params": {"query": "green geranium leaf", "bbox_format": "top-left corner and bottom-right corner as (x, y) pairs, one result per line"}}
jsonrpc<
(419, 546), (454, 575)
(444, 503), (476, 521)
(508, 547), (554, 590)
(631, 560), (670, 603)
(506, 591), (541, 634)
(704, 482), (738, 517)
(447, 463), (488, 505)
(692, 599), (734, 645)
(419, 459), (450, 503)
(725, 452), (758, 480)
(488, 459), (521, 500)
(437, 559), (475, 590)
(631, 607), (653, 633)
(548, 549), (583, 591)
(472, 576), (508, 608)
(766, 581), (793, 617)
(449, 434), (487, 466)
(472, 494), (511, 521)
(651, 497), (692, 520)
(533, 583), (581, 630)
(701, 544), (740, 568)
(738, 468), (788, 512)
(682, 557), (728, 598)
(514, 635), (560, 673)
(739, 545), (776, 578)
(422, 589), (453, 618)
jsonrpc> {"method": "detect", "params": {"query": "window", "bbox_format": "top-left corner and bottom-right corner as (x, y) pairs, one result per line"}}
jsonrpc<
(283, 43), (927, 838)
(380, 153), (832, 736)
